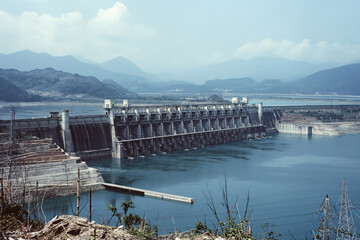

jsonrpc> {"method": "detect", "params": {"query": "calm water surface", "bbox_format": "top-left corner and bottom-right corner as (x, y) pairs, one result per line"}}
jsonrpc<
(2, 99), (360, 238)
(41, 133), (360, 239)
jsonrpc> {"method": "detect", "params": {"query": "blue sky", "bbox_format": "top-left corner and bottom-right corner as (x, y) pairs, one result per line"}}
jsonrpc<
(1, 0), (360, 72)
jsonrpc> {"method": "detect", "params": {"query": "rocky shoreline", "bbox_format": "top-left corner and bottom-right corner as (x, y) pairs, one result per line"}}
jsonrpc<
(0, 138), (104, 199)
(28, 215), (138, 240)
(279, 107), (360, 136)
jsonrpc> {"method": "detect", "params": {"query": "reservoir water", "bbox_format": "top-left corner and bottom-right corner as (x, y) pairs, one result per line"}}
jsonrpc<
(1, 93), (360, 120)
(1, 98), (360, 239)
(41, 133), (360, 239)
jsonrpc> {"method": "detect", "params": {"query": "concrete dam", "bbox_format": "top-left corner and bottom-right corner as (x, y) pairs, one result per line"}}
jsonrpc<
(0, 99), (281, 159)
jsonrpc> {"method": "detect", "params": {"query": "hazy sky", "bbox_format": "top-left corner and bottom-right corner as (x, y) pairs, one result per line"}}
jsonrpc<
(1, 0), (360, 72)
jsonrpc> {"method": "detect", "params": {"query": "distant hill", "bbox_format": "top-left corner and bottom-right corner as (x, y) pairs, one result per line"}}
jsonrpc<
(0, 68), (136, 99)
(0, 77), (40, 102)
(0, 51), (150, 91)
(203, 78), (257, 92)
(163, 57), (336, 84)
(292, 63), (360, 94)
(102, 78), (134, 94)
(149, 76), (288, 93)
(101, 56), (151, 79)
(152, 77), (262, 94)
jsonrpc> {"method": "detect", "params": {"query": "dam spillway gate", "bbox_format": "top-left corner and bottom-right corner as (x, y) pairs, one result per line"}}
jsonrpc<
(106, 100), (274, 159)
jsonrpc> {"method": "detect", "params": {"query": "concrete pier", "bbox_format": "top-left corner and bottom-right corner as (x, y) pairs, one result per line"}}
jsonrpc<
(102, 182), (194, 204)
(61, 110), (74, 152)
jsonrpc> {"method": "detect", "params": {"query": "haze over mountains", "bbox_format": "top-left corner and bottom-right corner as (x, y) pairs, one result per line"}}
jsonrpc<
(293, 63), (360, 95)
(100, 56), (154, 80)
(168, 63), (360, 95)
(0, 50), (360, 102)
(163, 57), (337, 84)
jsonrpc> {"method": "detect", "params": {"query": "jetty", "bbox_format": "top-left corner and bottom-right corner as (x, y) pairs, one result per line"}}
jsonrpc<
(102, 182), (194, 204)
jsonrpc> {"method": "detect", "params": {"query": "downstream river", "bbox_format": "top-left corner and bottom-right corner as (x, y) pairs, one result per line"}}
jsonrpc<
(42, 133), (360, 239)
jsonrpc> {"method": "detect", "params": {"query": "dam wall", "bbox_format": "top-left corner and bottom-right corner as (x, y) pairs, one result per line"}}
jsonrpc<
(67, 115), (112, 157)
(0, 113), (112, 159)
(0, 99), (280, 159)
(8, 117), (64, 148)
(276, 122), (312, 135)
(261, 108), (282, 132)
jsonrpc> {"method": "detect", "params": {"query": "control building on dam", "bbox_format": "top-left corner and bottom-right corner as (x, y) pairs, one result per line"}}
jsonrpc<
(0, 98), (280, 160)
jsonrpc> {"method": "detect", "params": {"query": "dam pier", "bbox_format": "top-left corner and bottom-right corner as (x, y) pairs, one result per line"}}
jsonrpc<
(0, 98), (279, 160)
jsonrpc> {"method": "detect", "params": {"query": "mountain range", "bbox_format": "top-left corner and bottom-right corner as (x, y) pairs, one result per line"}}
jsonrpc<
(160, 63), (360, 95)
(292, 63), (360, 94)
(0, 50), (149, 91)
(0, 50), (338, 89)
(0, 50), (360, 100)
